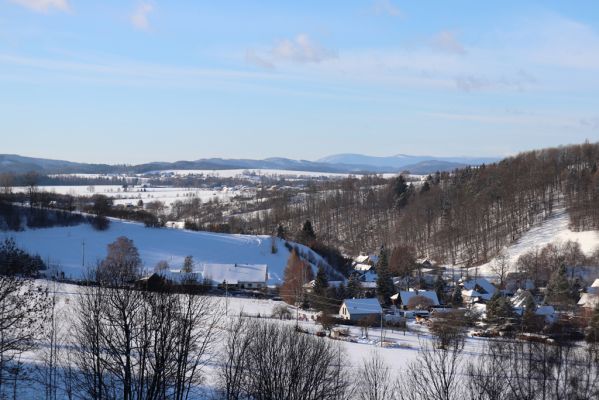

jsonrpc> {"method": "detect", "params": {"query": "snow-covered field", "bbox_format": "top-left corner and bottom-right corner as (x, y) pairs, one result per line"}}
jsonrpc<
(472, 208), (599, 278)
(0, 219), (326, 284)
(148, 168), (358, 179)
(38, 282), (479, 380)
(13, 185), (247, 206)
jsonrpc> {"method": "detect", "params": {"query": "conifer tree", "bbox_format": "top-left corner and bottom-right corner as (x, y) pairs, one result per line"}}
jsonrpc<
(311, 265), (330, 312)
(182, 255), (194, 273)
(545, 264), (573, 306)
(376, 247), (395, 305)
(486, 292), (515, 323)
(451, 285), (463, 307)
(347, 275), (362, 299)
(299, 220), (316, 246)
(434, 275), (446, 304)
(521, 292), (545, 333)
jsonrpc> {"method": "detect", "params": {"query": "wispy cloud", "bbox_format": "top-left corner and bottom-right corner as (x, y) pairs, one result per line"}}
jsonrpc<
(431, 31), (466, 55)
(131, 2), (153, 31)
(8, 0), (69, 13)
(372, 0), (401, 17)
(454, 70), (536, 92)
(244, 49), (274, 70)
(246, 34), (337, 68)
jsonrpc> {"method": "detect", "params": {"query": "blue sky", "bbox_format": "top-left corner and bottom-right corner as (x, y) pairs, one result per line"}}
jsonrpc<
(1, 0), (599, 163)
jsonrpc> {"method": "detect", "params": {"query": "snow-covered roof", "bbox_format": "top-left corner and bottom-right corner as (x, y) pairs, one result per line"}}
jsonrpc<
(536, 305), (555, 316)
(578, 293), (599, 308)
(201, 263), (267, 285)
(342, 298), (382, 315)
(592, 279), (599, 288)
(354, 263), (373, 271)
(461, 278), (497, 301)
(361, 270), (378, 283)
(511, 289), (535, 308)
(395, 290), (440, 306)
(355, 255), (369, 263)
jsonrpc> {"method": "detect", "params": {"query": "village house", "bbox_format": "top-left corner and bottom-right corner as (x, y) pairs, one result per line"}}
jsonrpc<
(339, 298), (382, 321)
(156, 263), (268, 290)
(391, 289), (440, 310)
(511, 289), (557, 323)
(578, 279), (599, 309)
(461, 277), (498, 304)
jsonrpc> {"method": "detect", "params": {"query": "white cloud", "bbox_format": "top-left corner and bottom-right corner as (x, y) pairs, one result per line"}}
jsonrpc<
(246, 34), (336, 68)
(9, 0), (69, 13)
(131, 2), (153, 31)
(271, 34), (336, 63)
(372, 0), (401, 17)
(431, 31), (466, 55)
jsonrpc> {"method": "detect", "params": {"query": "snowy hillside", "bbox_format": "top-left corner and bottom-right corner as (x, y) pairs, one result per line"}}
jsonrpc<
(472, 208), (599, 278)
(1, 220), (333, 285)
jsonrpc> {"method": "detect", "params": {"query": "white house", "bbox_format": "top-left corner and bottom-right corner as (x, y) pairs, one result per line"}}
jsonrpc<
(201, 263), (268, 289)
(339, 298), (382, 321)
(158, 263), (268, 289)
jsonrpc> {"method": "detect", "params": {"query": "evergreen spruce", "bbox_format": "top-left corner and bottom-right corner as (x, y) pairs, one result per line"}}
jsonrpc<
(451, 285), (463, 307)
(434, 275), (446, 305)
(486, 292), (515, 323)
(545, 264), (573, 306)
(376, 246), (395, 305)
(299, 220), (316, 245)
(347, 275), (362, 299)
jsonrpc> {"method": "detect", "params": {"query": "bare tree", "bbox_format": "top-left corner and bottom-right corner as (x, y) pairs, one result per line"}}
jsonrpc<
(217, 320), (348, 400)
(0, 173), (14, 196)
(0, 277), (49, 396)
(352, 352), (399, 400)
(490, 251), (510, 289)
(397, 339), (465, 400)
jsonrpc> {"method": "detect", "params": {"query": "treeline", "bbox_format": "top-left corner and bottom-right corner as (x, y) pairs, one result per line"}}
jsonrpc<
(239, 142), (599, 266)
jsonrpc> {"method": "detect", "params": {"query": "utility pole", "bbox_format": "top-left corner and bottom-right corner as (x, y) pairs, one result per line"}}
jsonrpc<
(380, 310), (384, 347)
(82, 240), (85, 268)
(225, 280), (229, 317)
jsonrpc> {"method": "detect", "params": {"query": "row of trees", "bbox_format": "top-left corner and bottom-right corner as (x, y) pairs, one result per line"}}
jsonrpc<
(215, 316), (599, 400)
(230, 142), (599, 269)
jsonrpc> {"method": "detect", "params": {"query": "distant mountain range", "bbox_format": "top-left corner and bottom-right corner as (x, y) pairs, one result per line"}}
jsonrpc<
(0, 153), (501, 176)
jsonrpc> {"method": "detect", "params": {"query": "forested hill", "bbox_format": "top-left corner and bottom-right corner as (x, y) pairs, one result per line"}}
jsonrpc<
(245, 142), (599, 266)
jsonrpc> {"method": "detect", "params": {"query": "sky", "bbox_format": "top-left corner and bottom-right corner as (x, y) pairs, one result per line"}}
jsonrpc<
(1, 0), (599, 164)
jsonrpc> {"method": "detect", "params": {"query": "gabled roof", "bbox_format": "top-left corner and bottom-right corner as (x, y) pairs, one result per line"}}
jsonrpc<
(511, 289), (535, 308)
(394, 290), (440, 306)
(578, 293), (599, 308)
(461, 278), (497, 301)
(342, 298), (382, 315)
(592, 279), (599, 288)
(355, 255), (370, 263)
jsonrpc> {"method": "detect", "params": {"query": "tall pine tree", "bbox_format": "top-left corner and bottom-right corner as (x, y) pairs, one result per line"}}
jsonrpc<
(311, 265), (330, 312)
(545, 264), (573, 306)
(376, 246), (395, 306)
